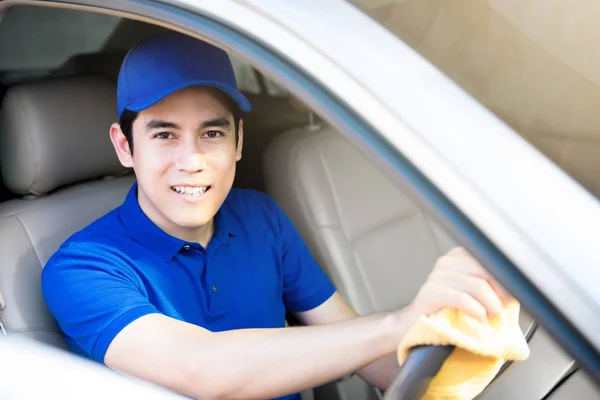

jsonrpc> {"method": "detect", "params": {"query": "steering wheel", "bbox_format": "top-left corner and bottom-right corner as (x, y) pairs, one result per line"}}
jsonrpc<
(382, 345), (455, 400)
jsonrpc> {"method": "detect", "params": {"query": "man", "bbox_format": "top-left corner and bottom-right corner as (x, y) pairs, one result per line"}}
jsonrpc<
(42, 31), (511, 400)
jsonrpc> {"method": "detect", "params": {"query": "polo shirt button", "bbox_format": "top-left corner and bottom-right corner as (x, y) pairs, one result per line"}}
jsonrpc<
(182, 244), (191, 251)
(212, 284), (218, 293)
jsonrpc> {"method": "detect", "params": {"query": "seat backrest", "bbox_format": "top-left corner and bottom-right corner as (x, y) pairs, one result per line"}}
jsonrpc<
(264, 126), (456, 315)
(263, 126), (596, 399)
(0, 75), (134, 349)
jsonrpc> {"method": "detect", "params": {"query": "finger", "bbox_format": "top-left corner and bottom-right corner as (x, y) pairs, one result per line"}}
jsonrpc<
(487, 279), (514, 305)
(437, 271), (504, 317)
(436, 252), (512, 304)
(433, 287), (488, 321)
(446, 246), (469, 258)
(437, 253), (489, 278)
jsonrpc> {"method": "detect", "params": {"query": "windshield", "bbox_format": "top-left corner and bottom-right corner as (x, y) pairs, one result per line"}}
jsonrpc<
(348, 0), (600, 201)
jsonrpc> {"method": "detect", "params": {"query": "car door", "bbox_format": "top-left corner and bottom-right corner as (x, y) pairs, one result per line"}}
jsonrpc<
(0, 0), (598, 398)
(174, 0), (600, 382)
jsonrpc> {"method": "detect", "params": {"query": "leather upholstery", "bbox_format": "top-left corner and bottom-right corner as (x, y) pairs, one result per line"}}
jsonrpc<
(264, 127), (456, 316)
(0, 76), (134, 349)
(264, 126), (597, 399)
(0, 75), (128, 195)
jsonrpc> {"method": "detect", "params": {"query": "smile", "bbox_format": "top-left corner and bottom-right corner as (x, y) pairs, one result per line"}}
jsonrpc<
(171, 185), (211, 197)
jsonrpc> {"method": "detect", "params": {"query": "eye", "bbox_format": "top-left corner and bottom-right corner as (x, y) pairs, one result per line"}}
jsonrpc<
(154, 132), (174, 140)
(204, 131), (223, 139)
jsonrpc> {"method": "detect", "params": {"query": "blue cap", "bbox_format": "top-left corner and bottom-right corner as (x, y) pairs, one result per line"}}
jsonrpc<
(117, 32), (251, 119)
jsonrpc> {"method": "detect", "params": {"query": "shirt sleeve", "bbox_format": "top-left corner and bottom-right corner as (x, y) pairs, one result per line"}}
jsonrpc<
(41, 242), (159, 363)
(268, 198), (336, 313)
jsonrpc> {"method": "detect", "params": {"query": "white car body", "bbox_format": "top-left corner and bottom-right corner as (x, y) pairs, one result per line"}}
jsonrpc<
(0, 0), (598, 397)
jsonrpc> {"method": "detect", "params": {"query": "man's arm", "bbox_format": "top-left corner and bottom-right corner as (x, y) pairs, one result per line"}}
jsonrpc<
(105, 247), (510, 399)
(296, 247), (513, 390)
(104, 307), (412, 400)
(295, 292), (401, 389)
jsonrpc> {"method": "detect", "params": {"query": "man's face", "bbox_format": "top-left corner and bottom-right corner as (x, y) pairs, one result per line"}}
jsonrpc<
(112, 86), (243, 238)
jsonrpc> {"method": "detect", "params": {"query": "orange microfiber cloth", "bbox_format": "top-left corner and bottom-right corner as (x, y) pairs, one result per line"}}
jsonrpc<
(397, 301), (530, 399)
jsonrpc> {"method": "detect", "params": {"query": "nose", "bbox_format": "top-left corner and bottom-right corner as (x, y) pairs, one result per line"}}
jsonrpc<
(174, 138), (207, 173)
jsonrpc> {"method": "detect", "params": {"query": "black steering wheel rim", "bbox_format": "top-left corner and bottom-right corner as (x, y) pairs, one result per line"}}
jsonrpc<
(382, 345), (455, 400)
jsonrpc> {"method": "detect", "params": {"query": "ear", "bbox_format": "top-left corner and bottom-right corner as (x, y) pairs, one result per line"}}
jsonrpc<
(235, 119), (244, 162)
(109, 123), (134, 168)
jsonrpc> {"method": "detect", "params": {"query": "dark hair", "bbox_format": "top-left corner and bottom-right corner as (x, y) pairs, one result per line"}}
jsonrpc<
(119, 105), (242, 155)
(119, 108), (138, 154)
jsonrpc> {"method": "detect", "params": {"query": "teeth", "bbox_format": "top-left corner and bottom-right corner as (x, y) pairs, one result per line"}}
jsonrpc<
(172, 186), (208, 196)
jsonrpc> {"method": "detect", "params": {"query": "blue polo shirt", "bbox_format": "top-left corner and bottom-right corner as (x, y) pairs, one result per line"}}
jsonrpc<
(42, 183), (335, 400)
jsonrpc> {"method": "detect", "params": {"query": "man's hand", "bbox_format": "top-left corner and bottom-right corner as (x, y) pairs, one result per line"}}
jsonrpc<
(406, 247), (513, 323)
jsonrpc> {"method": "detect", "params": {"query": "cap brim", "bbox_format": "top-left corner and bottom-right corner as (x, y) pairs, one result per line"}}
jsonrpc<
(124, 79), (252, 116)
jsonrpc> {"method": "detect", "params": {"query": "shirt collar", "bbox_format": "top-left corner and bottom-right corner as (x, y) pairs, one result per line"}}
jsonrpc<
(119, 183), (238, 261)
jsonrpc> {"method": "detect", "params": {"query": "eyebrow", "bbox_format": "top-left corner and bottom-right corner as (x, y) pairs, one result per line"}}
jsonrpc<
(145, 119), (181, 132)
(200, 117), (231, 129)
(144, 117), (231, 132)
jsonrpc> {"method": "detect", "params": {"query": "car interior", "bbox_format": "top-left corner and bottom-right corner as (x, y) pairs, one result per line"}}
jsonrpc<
(0, 3), (598, 400)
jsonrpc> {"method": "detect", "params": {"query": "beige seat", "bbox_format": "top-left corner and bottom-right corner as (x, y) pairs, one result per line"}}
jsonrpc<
(264, 125), (598, 399)
(264, 126), (456, 316)
(0, 75), (134, 348)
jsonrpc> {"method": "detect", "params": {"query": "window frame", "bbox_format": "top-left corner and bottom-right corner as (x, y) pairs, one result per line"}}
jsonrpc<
(3, 0), (600, 385)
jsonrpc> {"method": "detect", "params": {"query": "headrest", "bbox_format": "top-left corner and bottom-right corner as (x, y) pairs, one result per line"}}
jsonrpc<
(0, 75), (128, 195)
